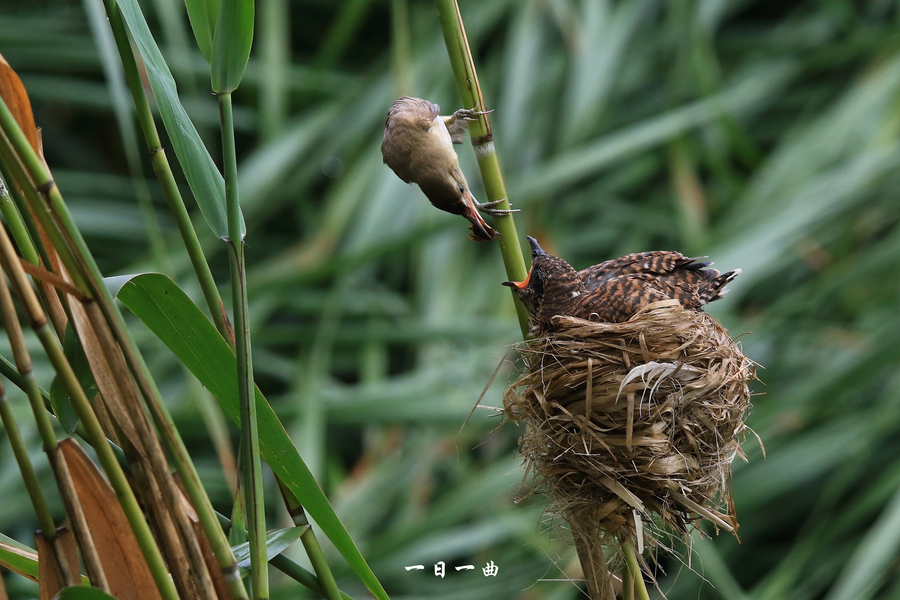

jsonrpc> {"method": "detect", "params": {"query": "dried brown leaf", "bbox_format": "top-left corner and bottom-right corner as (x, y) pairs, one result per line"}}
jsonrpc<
(36, 528), (80, 599)
(58, 438), (163, 600)
(0, 53), (38, 152)
(64, 295), (217, 599)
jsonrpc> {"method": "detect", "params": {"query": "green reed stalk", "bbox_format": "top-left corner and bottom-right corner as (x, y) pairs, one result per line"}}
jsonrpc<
(102, 0), (233, 344)
(0, 178), (38, 266)
(278, 480), (342, 600)
(0, 225), (178, 600)
(221, 91), (268, 599)
(432, 1), (652, 597)
(433, 0), (529, 338)
(0, 380), (56, 538)
(0, 82), (251, 600)
(623, 540), (650, 600)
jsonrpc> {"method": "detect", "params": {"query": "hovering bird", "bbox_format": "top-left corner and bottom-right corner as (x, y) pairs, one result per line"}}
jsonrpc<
(381, 96), (516, 241)
(504, 236), (740, 334)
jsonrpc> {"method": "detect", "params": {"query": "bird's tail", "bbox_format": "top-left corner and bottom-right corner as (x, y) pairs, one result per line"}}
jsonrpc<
(699, 268), (741, 304)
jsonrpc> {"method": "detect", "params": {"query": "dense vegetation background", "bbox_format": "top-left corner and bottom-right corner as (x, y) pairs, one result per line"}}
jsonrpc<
(1, 0), (900, 598)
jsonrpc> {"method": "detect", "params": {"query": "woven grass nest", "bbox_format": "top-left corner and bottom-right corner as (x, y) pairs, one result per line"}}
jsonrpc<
(503, 299), (755, 593)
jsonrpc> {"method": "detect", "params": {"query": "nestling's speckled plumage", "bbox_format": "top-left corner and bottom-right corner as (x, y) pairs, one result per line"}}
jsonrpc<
(505, 237), (740, 334)
(578, 251), (740, 322)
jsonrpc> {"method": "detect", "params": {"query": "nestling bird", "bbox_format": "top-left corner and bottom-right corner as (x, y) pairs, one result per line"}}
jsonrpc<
(502, 237), (590, 334)
(504, 236), (740, 334)
(381, 96), (517, 241)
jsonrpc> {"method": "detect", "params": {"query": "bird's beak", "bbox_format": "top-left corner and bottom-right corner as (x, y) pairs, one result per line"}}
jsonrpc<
(502, 266), (532, 289)
(461, 190), (497, 242)
(526, 235), (547, 257)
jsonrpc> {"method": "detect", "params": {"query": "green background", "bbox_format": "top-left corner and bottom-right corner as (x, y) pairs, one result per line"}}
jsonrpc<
(1, 0), (899, 598)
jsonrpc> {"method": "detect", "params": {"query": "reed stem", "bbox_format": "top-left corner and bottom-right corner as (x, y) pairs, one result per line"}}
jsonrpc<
(622, 539), (651, 600)
(0, 225), (179, 600)
(0, 177), (39, 266)
(102, 0), (233, 344)
(0, 381), (56, 537)
(278, 479), (342, 600)
(433, 0), (530, 338)
(432, 3), (653, 598)
(221, 91), (268, 599)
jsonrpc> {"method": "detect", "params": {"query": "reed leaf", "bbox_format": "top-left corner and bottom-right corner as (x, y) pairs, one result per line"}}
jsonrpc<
(116, 0), (242, 239)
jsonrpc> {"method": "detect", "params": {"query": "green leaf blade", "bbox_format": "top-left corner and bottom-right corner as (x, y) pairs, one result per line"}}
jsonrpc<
(48, 326), (95, 435)
(53, 587), (120, 600)
(211, 0), (255, 93)
(116, 273), (389, 600)
(231, 526), (308, 569)
(115, 0), (245, 239)
(0, 533), (39, 582)
(184, 0), (220, 62)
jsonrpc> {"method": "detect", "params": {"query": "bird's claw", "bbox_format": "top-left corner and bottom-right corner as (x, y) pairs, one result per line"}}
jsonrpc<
(475, 198), (519, 216)
(454, 106), (494, 121)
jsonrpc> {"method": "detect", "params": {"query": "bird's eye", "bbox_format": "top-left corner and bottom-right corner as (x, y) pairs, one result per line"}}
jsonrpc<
(458, 184), (465, 194)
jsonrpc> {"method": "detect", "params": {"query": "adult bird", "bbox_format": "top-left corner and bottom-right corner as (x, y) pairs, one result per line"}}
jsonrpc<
(381, 96), (516, 241)
(504, 236), (740, 334)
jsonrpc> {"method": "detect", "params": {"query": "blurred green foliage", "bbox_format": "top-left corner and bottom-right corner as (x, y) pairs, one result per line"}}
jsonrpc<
(1, 0), (900, 598)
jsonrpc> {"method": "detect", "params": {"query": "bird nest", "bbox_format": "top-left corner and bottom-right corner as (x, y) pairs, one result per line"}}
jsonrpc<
(503, 300), (755, 583)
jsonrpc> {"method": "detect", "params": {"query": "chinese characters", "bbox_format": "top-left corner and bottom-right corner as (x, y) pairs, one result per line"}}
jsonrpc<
(404, 561), (498, 578)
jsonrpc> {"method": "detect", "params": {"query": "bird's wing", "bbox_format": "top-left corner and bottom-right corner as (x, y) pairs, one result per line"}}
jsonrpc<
(579, 251), (716, 291)
(384, 97), (440, 131)
(382, 97), (443, 183)
(579, 274), (675, 323)
(443, 115), (469, 144)
(419, 102), (441, 129)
